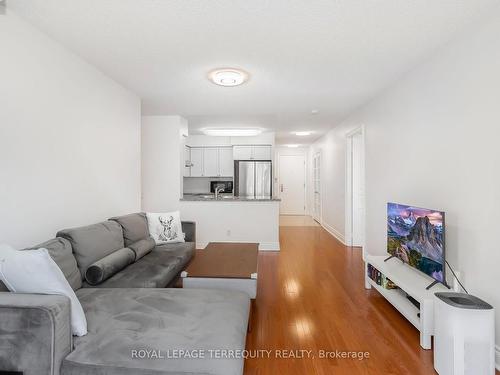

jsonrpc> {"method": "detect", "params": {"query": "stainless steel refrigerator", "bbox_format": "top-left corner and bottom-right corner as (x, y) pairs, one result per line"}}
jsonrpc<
(234, 160), (272, 198)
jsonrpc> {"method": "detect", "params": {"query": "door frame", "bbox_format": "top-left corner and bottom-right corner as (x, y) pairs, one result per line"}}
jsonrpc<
(276, 151), (307, 215)
(312, 151), (322, 224)
(345, 126), (366, 249)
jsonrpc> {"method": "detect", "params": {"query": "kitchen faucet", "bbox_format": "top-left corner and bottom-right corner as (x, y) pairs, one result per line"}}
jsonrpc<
(215, 186), (225, 199)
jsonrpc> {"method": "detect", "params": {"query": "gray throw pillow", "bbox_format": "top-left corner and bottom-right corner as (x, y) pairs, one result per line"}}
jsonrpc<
(128, 237), (156, 261)
(85, 248), (135, 285)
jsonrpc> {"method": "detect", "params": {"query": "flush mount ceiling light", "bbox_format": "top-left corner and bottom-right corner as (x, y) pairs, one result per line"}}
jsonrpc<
(208, 68), (249, 87)
(294, 131), (311, 136)
(286, 144), (300, 148)
(203, 128), (262, 137)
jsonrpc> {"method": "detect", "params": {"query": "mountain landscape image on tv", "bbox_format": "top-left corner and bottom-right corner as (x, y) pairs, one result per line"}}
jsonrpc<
(387, 203), (445, 283)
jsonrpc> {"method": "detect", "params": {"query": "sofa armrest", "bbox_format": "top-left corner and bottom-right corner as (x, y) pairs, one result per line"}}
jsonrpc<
(181, 221), (196, 244)
(0, 292), (72, 375)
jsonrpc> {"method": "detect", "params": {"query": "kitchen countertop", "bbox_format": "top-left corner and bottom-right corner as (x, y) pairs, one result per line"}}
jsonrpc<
(180, 194), (281, 202)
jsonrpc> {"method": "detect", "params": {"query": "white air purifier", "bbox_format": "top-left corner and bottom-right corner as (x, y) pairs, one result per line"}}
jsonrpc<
(434, 292), (495, 375)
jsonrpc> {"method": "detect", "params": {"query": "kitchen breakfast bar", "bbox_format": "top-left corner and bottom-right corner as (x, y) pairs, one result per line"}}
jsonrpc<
(179, 194), (281, 251)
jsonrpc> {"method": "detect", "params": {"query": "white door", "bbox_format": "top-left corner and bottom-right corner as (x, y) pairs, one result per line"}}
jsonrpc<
(279, 155), (305, 215)
(347, 131), (365, 246)
(218, 147), (234, 177)
(233, 146), (252, 160)
(203, 148), (219, 177)
(190, 148), (203, 177)
(252, 146), (272, 160)
(313, 152), (321, 223)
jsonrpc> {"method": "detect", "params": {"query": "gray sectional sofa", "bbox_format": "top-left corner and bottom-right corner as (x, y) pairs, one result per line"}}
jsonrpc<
(0, 213), (250, 375)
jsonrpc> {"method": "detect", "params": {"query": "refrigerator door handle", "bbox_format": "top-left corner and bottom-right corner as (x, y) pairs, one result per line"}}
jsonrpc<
(280, 184), (283, 192)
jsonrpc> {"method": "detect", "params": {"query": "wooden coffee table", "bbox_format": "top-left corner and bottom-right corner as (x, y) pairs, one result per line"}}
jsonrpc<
(180, 242), (258, 299)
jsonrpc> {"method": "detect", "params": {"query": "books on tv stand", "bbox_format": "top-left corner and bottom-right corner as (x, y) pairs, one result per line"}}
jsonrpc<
(365, 254), (449, 350)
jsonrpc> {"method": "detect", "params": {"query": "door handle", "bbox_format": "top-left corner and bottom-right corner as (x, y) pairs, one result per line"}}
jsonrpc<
(280, 184), (283, 192)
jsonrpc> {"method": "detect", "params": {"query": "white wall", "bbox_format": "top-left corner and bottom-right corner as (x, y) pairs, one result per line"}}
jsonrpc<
(141, 115), (187, 212)
(308, 125), (353, 243)
(310, 11), (500, 357)
(0, 11), (141, 248)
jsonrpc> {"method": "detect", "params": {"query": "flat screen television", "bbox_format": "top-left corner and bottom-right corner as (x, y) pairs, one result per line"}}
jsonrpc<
(387, 202), (445, 285)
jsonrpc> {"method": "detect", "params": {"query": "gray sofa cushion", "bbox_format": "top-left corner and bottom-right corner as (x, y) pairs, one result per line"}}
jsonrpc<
(25, 237), (82, 291)
(85, 248), (135, 286)
(0, 292), (72, 375)
(128, 237), (156, 260)
(83, 243), (195, 288)
(63, 288), (249, 375)
(109, 212), (149, 247)
(57, 221), (125, 280)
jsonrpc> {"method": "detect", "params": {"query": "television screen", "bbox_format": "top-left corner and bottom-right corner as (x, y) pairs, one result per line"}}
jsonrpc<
(387, 203), (445, 283)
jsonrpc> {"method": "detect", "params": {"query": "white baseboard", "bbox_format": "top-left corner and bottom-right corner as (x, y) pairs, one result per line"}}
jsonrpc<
(258, 242), (280, 251)
(321, 222), (346, 245)
(496, 345), (500, 371)
(196, 241), (280, 251)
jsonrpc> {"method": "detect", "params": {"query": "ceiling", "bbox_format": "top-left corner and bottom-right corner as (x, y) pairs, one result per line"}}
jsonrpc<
(9, 0), (500, 144)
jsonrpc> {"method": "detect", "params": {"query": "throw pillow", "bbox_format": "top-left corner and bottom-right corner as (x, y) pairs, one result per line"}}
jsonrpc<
(85, 247), (135, 285)
(0, 244), (88, 336)
(146, 211), (185, 244)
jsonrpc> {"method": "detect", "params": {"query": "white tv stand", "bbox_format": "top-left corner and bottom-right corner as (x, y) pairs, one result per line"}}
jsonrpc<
(365, 254), (449, 349)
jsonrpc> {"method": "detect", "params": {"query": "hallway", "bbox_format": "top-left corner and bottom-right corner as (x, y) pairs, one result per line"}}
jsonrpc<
(245, 225), (436, 374)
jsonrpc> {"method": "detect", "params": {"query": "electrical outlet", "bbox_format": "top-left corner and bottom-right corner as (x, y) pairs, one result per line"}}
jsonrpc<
(226, 229), (231, 237)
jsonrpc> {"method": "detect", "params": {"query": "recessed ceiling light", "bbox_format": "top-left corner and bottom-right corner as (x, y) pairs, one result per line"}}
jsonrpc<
(203, 128), (262, 137)
(286, 144), (299, 148)
(311, 109), (319, 115)
(208, 68), (249, 87)
(294, 131), (311, 136)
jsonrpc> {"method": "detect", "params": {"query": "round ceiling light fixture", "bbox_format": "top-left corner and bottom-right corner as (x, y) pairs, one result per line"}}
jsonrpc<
(208, 68), (249, 87)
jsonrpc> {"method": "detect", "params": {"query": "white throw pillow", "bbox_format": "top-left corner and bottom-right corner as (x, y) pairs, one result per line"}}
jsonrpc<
(0, 244), (88, 336)
(146, 211), (185, 244)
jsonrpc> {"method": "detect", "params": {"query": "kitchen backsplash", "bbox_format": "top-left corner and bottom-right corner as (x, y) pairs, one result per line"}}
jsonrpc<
(183, 177), (233, 194)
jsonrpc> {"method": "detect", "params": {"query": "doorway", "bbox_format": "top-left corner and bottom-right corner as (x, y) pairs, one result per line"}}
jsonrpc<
(313, 152), (322, 223)
(279, 154), (306, 215)
(345, 127), (365, 248)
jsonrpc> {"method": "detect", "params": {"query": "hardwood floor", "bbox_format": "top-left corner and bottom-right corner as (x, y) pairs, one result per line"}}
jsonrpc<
(245, 225), (437, 375)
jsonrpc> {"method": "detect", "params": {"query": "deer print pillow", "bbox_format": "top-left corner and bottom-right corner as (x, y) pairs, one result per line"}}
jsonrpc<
(146, 211), (185, 244)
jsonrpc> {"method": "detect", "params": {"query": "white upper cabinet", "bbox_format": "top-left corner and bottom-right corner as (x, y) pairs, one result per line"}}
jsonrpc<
(183, 146), (191, 177)
(203, 148), (219, 177)
(189, 147), (203, 177)
(233, 146), (253, 160)
(233, 145), (272, 160)
(186, 145), (270, 177)
(218, 147), (234, 177)
(252, 145), (272, 160)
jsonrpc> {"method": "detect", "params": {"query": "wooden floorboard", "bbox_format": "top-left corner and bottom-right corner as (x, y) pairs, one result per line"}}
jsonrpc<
(244, 225), (441, 374)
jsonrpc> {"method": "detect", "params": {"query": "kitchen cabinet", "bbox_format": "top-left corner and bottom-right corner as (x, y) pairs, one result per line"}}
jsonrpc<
(189, 148), (204, 177)
(218, 147), (234, 177)
(252, 145), (272, 160)
(187, 147), (234, 177)
(183, 146), (191, 177)
(233, 145), (272, 160)
(203, 148), (219, 177)
(233, 146), (253, 160)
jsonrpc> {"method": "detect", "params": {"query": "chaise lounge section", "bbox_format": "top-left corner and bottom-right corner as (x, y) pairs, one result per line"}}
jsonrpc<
(0, 213), (251, 375)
